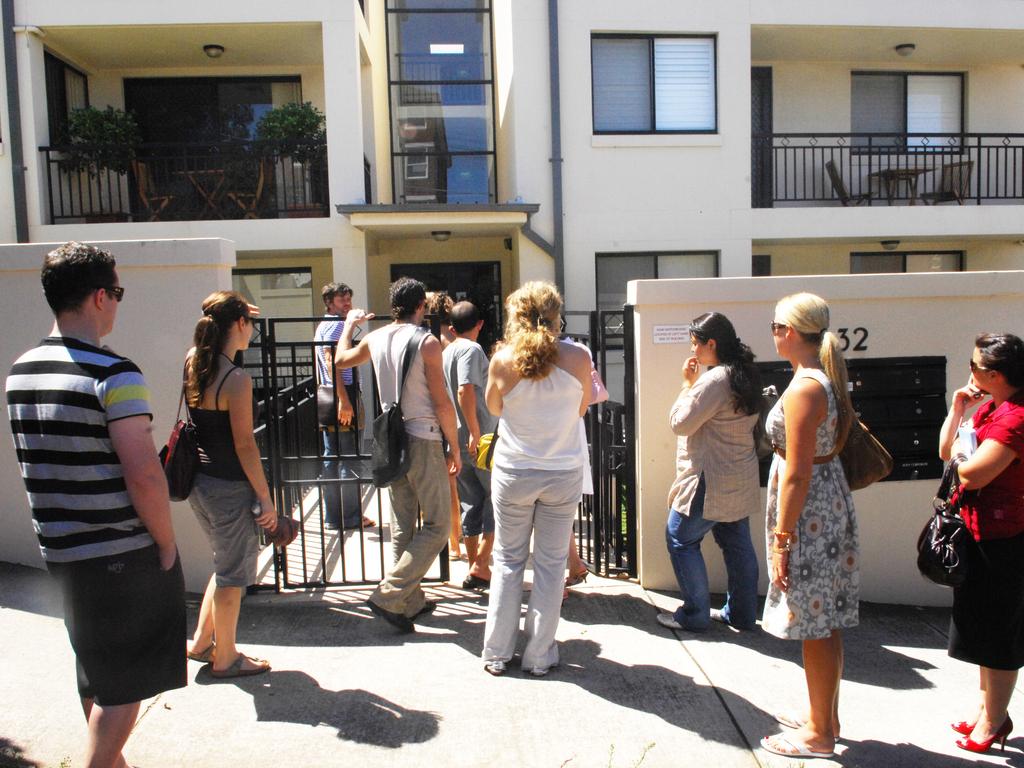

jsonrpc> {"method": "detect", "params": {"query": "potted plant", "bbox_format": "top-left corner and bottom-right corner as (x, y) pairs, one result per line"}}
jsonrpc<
(60, 106), (141, 222)
(256, 102), (327, 217)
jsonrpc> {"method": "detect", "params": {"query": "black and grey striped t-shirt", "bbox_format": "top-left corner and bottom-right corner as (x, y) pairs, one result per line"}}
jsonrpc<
(6, 337), (154, 563)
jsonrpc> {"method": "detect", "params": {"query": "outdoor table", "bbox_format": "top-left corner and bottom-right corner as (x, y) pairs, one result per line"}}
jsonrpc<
(174, 168), (226, 219)
(868, 167), (934, 206)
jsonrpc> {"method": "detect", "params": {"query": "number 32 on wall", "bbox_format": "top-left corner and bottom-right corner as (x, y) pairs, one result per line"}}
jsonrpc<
(837, 327), (869, 352)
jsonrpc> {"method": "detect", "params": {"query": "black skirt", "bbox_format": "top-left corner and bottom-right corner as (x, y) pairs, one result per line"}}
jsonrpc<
(948, 531), (1024, 670)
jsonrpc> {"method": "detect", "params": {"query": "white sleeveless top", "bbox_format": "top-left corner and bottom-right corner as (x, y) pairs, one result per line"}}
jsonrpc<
(494, 363), (586, 470)
(368, 323), (440, 441)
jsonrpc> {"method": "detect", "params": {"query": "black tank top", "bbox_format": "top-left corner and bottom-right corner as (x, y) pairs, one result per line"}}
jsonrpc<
(192, 362), (257, 481)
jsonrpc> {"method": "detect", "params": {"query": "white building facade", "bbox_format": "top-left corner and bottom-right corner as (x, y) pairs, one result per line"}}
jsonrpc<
(2, 0), (1022, 320)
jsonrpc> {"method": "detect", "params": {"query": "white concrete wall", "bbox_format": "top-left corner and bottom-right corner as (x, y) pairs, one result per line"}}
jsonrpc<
(0, 28), (15, 243)
(762, 238), (1024, 275)
(629, 271), (1024, 606)
(0, 238), (235, 592)
(550, 1), (753, 310)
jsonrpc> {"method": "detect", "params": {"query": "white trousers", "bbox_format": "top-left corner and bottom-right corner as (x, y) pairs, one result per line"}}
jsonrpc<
(481, 466), (582, 672)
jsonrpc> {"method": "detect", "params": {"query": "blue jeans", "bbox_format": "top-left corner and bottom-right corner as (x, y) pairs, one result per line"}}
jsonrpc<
(665, 477), (759, 631)
(321, 428), (362, 528)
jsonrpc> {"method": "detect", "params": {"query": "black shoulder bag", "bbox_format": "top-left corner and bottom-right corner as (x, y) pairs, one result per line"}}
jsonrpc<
(159, 377), (199, 502)
(916, 459), (970, 588)
(371, 328), (425, 488)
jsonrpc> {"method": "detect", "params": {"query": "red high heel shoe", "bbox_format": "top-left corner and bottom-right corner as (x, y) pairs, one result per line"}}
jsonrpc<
(956, 716), (1013, 754)
(950, 720), (974, 736)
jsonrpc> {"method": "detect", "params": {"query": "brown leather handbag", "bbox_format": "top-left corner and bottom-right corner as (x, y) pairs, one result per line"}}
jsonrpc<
(838, 416), (893, 491)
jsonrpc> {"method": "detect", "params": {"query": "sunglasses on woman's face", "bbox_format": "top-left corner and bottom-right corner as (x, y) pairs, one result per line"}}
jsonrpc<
(969, 359), (992, 374)
(769, 322), (788, 335)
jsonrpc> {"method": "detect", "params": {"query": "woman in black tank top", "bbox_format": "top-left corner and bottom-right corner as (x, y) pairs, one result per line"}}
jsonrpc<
(183, 291), (276, 678)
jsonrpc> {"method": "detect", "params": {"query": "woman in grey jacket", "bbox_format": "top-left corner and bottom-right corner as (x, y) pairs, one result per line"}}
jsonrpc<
(657, 312), (763, 632)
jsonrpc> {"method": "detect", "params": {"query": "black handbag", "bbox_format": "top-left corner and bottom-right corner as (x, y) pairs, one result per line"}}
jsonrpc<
(916, 460), (970, 588)
(317, 383), (336, 427)
(159, 383), (199, 502)
(753, 385), (778, 460)
(370, 328), (424, 488)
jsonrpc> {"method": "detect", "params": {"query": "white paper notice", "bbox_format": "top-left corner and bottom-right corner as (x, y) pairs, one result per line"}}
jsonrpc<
(958, 423), (978, 457)
(653, 324), (690, 345)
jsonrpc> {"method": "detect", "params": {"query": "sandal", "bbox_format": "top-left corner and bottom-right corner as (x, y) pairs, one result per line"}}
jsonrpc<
(186, 643), (215, 663)
(759, 734), (834, 759)
(210, 653), (271, 679)
(774, 712), (806, 730)
(565, 564), (590, 588)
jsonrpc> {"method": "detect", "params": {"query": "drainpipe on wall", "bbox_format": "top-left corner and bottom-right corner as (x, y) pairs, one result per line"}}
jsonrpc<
(547, 0), (564, 293)
(3, 0), (28, 242)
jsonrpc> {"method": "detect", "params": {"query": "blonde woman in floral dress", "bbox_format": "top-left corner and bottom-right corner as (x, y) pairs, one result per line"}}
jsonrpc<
(760, 292), (859, 760)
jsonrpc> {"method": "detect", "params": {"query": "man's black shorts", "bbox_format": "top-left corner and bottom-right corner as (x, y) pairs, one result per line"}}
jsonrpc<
(48, 544), (187, 706)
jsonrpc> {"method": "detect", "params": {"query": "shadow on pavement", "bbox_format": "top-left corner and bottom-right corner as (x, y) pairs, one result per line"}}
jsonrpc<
(0, 738), (40, 768)
(0, 564), (61, 620)
(839, 737), (1024, 767)
(554, 637), (768, 745)
(194, 669), (440, 748)
(574, 590), (945, 691)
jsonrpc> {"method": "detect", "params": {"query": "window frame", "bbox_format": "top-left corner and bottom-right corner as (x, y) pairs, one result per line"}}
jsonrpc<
(849, 250), (964, 274)
(591, 33), (718, 136)
(385, 1), (498, 205)
(850, 71), (965, 153)
(44, 51), (89, 145)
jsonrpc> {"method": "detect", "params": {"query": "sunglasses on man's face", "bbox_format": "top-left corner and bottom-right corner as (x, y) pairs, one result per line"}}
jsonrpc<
(102, 286), (125, 302)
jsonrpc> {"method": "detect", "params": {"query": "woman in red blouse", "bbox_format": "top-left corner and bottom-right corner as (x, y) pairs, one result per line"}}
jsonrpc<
(938, 332), (1024, 754)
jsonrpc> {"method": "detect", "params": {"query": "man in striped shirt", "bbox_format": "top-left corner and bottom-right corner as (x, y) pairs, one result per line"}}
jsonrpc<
(315, 282), (373, 530)
(6, 242), (185, 767)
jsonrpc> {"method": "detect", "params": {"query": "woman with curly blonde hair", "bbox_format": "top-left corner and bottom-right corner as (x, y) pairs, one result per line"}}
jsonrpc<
(480, 281), (592, 676)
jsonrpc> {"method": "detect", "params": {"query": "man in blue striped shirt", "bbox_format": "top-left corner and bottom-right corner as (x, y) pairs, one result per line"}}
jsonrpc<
(6, 242), (185, 767)
(315, 282), (373, 530)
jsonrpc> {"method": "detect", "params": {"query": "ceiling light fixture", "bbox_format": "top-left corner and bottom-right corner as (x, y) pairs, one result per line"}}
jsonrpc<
(880, 239), (900, 251)
(203, 44), (225, 59)
(431, 230), (451, 242)
(894, 43), (916, 57)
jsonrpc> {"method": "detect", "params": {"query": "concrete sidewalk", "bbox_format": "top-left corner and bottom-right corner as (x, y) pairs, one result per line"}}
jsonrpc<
(1, 561), (1022, 768)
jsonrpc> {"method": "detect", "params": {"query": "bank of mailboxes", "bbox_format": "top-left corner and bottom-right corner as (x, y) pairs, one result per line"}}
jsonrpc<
(755, 356), (946, 486)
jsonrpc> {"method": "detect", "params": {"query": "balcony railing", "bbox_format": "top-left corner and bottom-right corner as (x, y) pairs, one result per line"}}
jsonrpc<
(40, 140), (329, 224)
(752, 133), (1024, 208)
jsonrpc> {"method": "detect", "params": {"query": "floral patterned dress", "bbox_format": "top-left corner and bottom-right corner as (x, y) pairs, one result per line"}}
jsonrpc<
(762, 368), (859, 640)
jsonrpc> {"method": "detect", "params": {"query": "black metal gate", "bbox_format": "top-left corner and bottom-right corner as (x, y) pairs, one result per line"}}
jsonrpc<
(564, 308), (637, 579)
(249, 308), (637, 591)
(249, 316), (449, 591)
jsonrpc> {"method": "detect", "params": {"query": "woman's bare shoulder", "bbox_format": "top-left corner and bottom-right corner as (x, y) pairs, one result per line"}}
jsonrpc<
(784, 375), (828, 411)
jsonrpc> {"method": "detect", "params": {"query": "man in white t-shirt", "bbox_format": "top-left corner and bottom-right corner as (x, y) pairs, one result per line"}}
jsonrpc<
(442, 301), (497, 590)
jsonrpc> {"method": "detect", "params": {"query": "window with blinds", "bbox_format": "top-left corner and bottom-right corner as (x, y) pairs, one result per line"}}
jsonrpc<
(592, 35), (717, 134)
(851, 72), (962, 149)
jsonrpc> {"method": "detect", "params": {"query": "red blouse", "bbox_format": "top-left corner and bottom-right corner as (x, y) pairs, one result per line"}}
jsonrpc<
(959, 393), (1024, 541)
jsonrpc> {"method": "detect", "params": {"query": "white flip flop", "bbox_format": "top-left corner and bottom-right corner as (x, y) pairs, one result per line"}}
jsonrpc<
(760, 734), (835, 759)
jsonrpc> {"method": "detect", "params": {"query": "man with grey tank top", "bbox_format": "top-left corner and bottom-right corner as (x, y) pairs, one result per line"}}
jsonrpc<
(334, 277), (461, 632)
